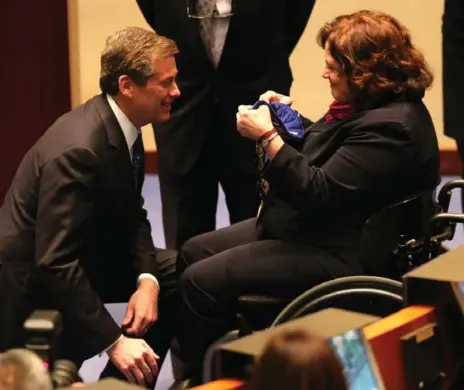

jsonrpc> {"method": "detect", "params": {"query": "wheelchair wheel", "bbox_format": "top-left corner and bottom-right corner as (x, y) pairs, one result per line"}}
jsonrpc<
(272, 276), (403, 327)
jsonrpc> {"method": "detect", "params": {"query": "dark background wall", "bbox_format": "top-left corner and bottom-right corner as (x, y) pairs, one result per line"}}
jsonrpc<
(0, 1), (71, 201)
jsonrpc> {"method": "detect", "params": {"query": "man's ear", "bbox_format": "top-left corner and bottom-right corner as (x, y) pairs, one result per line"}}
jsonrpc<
(118, 75), (133, 98)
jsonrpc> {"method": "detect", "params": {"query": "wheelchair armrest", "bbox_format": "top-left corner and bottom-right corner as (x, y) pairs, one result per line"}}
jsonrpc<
(428, 212), (464, 243)
(437, 179), (464, 212)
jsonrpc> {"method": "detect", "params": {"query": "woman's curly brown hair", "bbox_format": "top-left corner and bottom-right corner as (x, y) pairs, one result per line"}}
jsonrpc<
(317, 10), (433, 105)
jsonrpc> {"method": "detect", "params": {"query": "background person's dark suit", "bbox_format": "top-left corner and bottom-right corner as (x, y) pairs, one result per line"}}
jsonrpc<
(136, 0), (316, 249)
(0, 95), (176, 367)
(175, 96), (441, 373)
(443, 0), (464, 210)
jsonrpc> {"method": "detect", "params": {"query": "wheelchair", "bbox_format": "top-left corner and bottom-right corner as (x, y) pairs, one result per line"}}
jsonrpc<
(203, 179), (464, 383)
(237, 180), (464, 332)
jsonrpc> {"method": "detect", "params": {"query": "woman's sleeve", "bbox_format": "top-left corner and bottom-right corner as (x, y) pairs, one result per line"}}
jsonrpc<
(263, 120), (414, 211)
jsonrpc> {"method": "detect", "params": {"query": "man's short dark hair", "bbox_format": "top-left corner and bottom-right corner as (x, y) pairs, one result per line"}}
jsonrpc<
(100, 26), (179, 96)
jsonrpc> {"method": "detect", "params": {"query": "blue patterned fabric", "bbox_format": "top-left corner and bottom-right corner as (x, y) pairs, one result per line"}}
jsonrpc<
(252, 100), (306, 199)
(252, 100), (305, 141)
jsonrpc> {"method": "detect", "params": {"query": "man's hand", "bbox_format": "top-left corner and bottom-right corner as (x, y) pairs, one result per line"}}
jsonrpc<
(107, 335), (159, 387)
(122, 279), (159, 337)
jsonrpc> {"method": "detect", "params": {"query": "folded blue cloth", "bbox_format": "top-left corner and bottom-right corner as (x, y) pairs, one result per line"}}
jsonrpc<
(252, 100), (305, 141)
(252, 100), (306, 199)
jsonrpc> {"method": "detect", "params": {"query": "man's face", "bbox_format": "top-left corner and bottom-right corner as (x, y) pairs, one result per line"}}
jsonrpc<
(132, 55), (180, 125)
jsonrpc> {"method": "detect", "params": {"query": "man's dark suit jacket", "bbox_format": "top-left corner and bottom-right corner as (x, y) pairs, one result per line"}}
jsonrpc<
(259, 95), (441, 273)
(136, 0), (316, 175)
(0, 95), (158, 360)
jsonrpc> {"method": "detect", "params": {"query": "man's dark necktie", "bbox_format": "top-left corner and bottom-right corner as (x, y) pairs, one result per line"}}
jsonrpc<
(131, 132), (145, 191)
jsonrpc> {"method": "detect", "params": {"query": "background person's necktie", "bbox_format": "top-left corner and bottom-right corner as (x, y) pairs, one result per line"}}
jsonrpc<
(197, 0), (216, 62)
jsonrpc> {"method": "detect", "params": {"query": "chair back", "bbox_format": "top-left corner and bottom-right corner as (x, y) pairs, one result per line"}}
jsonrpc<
(359, 190), (437, 280)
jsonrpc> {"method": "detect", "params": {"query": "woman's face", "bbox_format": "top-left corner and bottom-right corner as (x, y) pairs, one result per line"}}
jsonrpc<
(322, 43), (352, 103)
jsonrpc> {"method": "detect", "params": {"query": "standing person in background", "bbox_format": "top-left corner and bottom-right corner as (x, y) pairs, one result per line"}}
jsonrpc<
(136, 0), (316, 249)
(443, 0), (464, 211)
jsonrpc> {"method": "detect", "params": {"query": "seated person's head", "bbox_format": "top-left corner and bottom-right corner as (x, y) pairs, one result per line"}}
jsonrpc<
(0, 349), (52, 390)
(318, 10), (433, 106)
(245, 329), (347, 390)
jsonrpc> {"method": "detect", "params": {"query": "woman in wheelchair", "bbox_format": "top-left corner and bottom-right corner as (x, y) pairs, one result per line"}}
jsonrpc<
(171, 10), (440, 383)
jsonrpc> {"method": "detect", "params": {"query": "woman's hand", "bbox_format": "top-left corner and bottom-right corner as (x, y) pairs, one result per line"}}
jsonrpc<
(259, 90), (293, 105)
(236, 105), (274, 140)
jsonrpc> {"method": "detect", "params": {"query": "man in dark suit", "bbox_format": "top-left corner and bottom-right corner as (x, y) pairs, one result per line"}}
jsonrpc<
(0, 27), (180, 388)
(136, 0), (316, 249)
